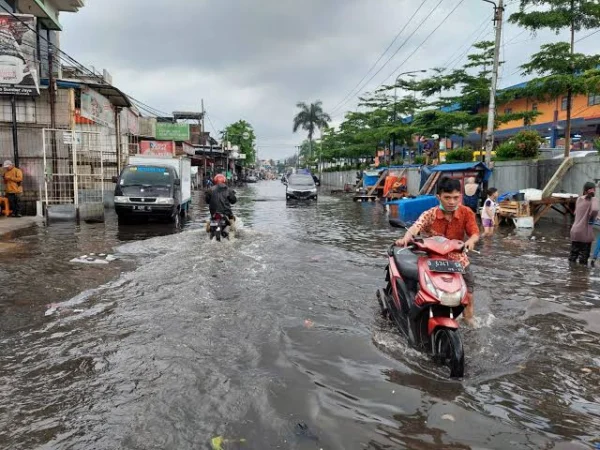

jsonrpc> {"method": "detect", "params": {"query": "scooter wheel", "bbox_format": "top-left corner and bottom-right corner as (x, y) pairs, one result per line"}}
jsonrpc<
(376, 290), (390, 320)
(433, 328), (464, 378)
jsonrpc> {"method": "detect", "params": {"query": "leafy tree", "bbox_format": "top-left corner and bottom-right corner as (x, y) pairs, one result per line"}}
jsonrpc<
(509, 0), (600, 156)
(222, 120), (256, 165)
(293, 101), (331, 159)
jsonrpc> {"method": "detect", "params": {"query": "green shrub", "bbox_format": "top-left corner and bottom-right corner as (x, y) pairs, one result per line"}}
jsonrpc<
(494, 142), (519, 161)
(413, 155), (426, 165)
(512, 130), (543, 159)
(445, 149), (474, 163)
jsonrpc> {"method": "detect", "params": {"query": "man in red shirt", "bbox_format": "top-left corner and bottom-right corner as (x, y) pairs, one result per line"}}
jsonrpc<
(395, 177), (480, 324)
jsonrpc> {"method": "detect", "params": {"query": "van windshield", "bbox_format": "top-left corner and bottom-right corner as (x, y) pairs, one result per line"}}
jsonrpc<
(120, 166), (173, 186)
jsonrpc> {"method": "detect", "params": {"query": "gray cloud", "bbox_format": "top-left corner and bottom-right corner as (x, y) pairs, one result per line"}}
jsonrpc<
(60, 0), (596, 160)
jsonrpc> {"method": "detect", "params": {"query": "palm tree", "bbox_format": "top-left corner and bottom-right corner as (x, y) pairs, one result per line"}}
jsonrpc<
(292, 101), (331, 160)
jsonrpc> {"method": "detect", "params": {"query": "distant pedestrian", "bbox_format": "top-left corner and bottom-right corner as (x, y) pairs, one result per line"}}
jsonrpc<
(569, 181), (598, 265)
(2, 160), (23, 217)
(463, 177), (480, 214)
(481, 188), (499, 237)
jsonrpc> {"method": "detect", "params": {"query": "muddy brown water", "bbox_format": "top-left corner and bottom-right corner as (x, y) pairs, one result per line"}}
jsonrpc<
(0, 181), (599, 449)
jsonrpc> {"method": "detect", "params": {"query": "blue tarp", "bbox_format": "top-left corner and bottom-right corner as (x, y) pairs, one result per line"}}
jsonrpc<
(418, 162), (493, 190)
(430, 162), (492, 181)
(388, 195), (440, 227)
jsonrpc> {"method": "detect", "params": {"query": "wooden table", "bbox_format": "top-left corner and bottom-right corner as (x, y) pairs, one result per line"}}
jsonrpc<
(530, 197), (577, 224)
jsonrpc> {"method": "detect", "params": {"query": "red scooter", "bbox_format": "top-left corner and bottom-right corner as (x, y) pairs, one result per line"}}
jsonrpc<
(377, 236), (469, 378)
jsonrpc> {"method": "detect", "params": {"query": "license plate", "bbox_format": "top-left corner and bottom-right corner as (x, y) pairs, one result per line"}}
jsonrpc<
(133, 205), (152, 212)
(210, 221), (218, 226)
(427, 260), (464, 273)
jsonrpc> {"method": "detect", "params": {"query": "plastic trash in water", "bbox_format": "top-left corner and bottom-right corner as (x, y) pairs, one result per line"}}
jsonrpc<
(211, 436), (247, 449)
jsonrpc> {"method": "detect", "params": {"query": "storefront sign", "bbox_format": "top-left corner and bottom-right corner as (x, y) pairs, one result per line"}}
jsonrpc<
(155, 123), (190, 141)
(140, 140), (174, 157)
(0, 14), (40, 96)
(81, 87), (115, 127)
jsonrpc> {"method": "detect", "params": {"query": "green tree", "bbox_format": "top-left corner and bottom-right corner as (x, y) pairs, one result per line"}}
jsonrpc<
(293, 101), (331, 159)
(509, 0), (600, 156)
(222, 120), (256, 165)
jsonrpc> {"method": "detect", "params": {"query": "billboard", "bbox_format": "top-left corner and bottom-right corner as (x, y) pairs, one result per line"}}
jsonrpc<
(155, 122), (190, 141)
(140, 140), (174, 157)
(0, 14), (40, 96)
(81, 87), (115, 127)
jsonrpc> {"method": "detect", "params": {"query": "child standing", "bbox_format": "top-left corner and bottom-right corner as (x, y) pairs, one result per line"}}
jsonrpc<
(481, 188), (499, 237)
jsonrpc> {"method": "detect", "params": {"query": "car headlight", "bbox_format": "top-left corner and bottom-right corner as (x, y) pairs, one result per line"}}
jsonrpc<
(114, 196), (129, 203)
(155, 197), (174, 205)
(310, 188), (317, 193)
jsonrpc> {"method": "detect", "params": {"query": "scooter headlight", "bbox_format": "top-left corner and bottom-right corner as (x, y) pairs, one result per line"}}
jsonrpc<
(423, 272), (440, 298)
(423, 273), (466, 307)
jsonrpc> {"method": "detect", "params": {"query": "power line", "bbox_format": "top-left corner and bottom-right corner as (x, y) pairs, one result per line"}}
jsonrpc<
(329, 0), (430, 114)
(575, 28), (600, 43)
(205, 113), (219, 136)
(331, 0), (449, 116)
(382, 0), (467, 87)
(0, 3), (176, 119)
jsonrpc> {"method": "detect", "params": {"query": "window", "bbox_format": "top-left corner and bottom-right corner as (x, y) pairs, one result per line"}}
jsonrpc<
(504, 108), (513, 114)
(561, 97), (568, 111)
(532, 103), (538, 112)
(589, 93), (600, 106)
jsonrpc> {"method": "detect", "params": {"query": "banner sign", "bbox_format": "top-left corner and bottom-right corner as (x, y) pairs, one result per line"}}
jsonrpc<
(156, 122), (190, 141)
(81, 87), (115, 127)
(0, 14), (40, 96)
(140, 140), (174, 157)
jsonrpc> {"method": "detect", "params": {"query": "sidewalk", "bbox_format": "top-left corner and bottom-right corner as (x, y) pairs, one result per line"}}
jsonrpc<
(0, 216), (42, 238)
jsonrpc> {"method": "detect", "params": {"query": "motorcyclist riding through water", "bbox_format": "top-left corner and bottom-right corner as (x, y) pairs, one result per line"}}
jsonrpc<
(395, 177), (480, 325)
(205, 174), (237, 229)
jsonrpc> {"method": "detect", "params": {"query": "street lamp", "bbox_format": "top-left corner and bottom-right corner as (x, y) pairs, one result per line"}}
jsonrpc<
(392, 69), (427, 164)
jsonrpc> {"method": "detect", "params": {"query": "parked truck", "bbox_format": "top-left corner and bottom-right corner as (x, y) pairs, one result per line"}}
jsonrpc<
(113, 155), (192, 226)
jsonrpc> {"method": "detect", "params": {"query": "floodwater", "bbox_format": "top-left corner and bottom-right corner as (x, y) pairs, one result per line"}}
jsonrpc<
(1, 181), (599, 450)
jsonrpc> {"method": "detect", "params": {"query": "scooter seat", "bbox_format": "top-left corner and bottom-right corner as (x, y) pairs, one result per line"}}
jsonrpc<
(393, 248), (420, 280)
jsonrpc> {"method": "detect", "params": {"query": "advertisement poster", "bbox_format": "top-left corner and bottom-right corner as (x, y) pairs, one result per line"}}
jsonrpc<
(155, 122), (190, 141)
(140, 140), (174, 157)
(81, 87), (115, 127)
(0, 14), (40, 96)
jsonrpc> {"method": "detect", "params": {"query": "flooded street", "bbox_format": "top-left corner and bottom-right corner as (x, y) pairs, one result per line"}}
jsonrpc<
(1, 180), (599, 449)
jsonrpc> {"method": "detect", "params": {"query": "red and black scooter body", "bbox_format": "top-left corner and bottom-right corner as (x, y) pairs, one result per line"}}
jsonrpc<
(379, 236), (468, 377)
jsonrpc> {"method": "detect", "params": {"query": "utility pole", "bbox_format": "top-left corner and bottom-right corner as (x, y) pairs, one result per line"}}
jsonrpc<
(484, 0), (504, 165)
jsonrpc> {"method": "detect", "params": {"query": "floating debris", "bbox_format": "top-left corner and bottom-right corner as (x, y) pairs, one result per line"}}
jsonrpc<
(304, 319), (314, 329)
(70, 253), (118, 265)
(441, 414), (456, 422)
(211, 436), (247, 450)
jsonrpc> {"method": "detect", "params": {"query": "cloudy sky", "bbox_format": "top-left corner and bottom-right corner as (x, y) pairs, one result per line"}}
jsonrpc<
(60, 0), (597, 160)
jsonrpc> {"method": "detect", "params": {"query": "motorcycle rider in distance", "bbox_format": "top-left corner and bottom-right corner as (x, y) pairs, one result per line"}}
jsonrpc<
(395, 177), (480, 325)
(205, 174), (237, 230)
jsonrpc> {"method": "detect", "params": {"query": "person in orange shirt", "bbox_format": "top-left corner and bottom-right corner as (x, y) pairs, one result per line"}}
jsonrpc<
(395, 177), (480, 324)
(2, 160), (23, 217)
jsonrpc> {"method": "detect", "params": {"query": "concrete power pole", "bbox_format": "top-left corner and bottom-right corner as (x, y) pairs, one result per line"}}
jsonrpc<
(484, 0), (504, 165)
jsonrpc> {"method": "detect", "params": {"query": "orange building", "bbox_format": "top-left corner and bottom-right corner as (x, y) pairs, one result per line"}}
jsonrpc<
(470, 82), (600, 149)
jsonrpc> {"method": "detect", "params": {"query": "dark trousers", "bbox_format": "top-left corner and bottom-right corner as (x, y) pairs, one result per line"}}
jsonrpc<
(7, 193), (21, 216)
(569, 241), (592, 265)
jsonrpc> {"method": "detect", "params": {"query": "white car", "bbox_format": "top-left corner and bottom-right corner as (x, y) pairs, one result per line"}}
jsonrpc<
(552, 150), (598, 159)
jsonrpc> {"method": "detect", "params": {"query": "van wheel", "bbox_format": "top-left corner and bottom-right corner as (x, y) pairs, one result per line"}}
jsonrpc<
(170, 209), (181, 228)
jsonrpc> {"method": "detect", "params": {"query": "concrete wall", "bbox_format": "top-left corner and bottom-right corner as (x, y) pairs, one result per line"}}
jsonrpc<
(321, 168), (423, 194)
(488, 160), (539, 193)
(320, 171), (356, 189)
(323, 156), (600, 197)
(490, 156), (600, 194)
